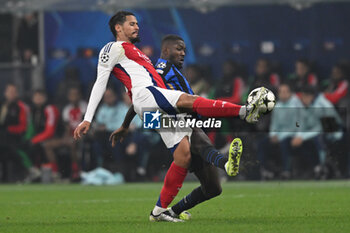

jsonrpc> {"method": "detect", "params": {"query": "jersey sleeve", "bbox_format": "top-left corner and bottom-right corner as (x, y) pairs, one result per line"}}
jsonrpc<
(84, 42), (124, 123)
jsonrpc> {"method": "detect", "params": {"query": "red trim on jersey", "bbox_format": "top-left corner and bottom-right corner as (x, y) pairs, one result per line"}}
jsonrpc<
(112, 64), (133, 99)
(7, 100), (27, 134)
(31, 105), (59, 144)
(121, 42), (167, 89)
(324, 80), (348, 104)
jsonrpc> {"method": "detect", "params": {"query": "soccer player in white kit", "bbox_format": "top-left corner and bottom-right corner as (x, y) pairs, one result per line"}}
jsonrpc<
(74, 11), (264, 222)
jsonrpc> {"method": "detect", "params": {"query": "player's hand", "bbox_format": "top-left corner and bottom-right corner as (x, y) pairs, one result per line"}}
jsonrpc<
(291, 137), (303, 147)
(109, 126), (129, 147)
(74, 121), (91, 140)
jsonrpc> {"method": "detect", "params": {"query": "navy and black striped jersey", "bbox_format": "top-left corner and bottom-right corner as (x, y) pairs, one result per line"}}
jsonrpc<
(155, 58), (194, 95)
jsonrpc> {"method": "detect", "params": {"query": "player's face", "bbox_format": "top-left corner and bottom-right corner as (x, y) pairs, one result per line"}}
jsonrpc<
(168, 40), (186, 69)
(116, 15), (140, 44)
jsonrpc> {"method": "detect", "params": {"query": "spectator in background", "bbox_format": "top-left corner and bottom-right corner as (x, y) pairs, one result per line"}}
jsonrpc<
(16, 13), (39, 64)
(93, 88), (148, 180)
(0, 84), (40, 182)
(257, 83), (303, 179)
(250, 58), (280, 92)
(43, 87), (86, 180)
(323, 61), (349, 107)
(26, 90), (59, 169)
(289, 58), (318, 93)
(209, 60), (246, 149)
(55, 67), (82, 108)
(213, 60), (245, 104)
(323, 61), (350, 177)
(93, 87), (127, 168)
(292, 86), (342, 179)
(184, 64), (210, 97)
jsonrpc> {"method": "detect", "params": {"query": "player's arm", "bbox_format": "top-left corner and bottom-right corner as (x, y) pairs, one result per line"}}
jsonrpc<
(122, 105), (136, 128)
(74, 43), (122, 139)
(109, 105), (136, 147)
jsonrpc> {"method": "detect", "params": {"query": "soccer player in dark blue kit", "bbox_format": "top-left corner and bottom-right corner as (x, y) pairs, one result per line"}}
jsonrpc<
(110, 35), (243, 221)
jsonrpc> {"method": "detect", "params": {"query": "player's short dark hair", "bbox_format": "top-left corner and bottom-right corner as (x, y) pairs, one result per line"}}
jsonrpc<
(109, 11), (135, 38)
(161, 34), (184, 49)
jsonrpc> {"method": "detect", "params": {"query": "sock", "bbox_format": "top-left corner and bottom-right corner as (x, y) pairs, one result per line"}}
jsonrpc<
(192, 97), (246, 118)
(201, 146), (227, 170)
(152, 206), (167, 216)
(171, 187), (208, 215)
(156, 162), (187, 209)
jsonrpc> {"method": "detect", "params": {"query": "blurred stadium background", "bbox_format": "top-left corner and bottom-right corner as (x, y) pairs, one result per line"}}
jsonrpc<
(0, 0), (349, 183)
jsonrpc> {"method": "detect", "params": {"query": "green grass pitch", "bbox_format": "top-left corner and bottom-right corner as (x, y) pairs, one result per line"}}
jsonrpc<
(1, 181), (349, 233)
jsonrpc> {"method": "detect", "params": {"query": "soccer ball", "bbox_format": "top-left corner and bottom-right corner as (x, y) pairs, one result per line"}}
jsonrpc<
(247, 87), (276, 114)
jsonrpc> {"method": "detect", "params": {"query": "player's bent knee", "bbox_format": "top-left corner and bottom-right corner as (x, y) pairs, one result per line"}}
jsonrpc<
(174, 151), (191, 168)
(176, 93), (199, 110)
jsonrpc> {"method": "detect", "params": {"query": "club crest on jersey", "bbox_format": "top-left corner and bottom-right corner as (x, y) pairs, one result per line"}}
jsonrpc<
(157, 62), (166, 69)
(100, 53), (109, 63)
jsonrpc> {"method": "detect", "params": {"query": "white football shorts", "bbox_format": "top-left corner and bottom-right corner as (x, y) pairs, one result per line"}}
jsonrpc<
(132, 86), (192, 152)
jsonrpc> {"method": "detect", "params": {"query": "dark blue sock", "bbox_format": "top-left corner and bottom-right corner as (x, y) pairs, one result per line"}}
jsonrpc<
(201, 146), (227, 170)
(171, 187), (207, 215)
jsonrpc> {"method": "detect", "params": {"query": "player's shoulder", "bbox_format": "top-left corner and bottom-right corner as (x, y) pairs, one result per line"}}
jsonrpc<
(155, 59), (172, 75)
(100, 41), (124, 54)
(99, 41), (125, 65)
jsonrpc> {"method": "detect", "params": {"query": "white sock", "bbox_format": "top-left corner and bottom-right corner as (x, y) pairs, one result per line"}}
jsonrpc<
(152, 206), (166, 216)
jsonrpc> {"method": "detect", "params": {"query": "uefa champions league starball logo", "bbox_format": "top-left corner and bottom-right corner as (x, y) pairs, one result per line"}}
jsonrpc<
(100, 53), (109, 63)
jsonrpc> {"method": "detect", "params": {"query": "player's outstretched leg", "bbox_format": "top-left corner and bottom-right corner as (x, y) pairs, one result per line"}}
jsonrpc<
(225, 138), (243, 176)
(150, 138), (190, 222)
(176, 86), (266, 123)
